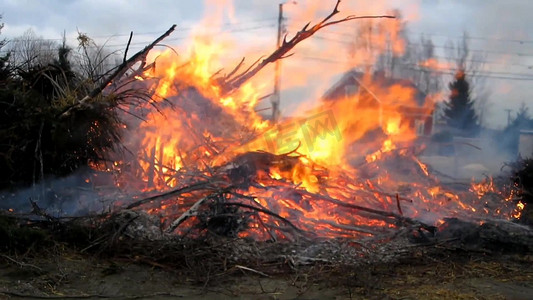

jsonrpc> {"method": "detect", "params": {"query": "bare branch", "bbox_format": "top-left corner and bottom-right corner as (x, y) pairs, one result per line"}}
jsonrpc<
(224, 57), (246, 79)
(219, 0), (394, 94)
(123, 31), (134, 64)
(224, 55), (265, 87)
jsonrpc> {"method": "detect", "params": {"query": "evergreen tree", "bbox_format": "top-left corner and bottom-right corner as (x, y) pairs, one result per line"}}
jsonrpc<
(499, 103), (533, 155)
(0, 18), (10, 81)
(510, 103), (533, 129)
(443, 70), (479, 136)
(56, 34), (72, 73)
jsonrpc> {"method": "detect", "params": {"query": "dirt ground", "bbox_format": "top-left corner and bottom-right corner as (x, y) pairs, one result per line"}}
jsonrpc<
(1, 247), (533, 300)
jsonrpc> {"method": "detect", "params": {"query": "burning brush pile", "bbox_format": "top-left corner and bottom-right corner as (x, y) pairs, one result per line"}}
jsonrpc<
(2, 1), (532, 260)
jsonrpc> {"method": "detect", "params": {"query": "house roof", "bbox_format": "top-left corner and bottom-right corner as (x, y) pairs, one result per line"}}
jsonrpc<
(322, 69), (428, 107)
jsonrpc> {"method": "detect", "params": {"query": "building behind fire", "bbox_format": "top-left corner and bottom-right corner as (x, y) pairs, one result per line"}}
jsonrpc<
(322, 69), (434, 137)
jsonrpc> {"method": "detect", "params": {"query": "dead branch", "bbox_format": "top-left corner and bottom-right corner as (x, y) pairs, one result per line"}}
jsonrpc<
(123, 31), (134, 64)
(219, 55), (264, 88)
(298, 190), (435, 231)
(124, 179), (221, 210)
(0, 254), (43, 272)
(396, 193), (403, 216)
(29, 198), (58, 223)
(59, 25), (177, 118)
(223, 202), (307, 235)
(219, 0), (394, 93)
(234, 264), (271, 277)
(317, 220), (381, 235)
(166, 192), (218, 233)
(224, 57), (246, 79)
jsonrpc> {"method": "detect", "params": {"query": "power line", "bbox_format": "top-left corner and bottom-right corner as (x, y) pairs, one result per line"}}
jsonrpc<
(286, 21), (533, 58)
(2, 18), (278, 42)
(310, 34), (533, 58)
(409, 31), (533, 45)
(408, 68), (533, 81)
(299, 55), (533, 81)
(298, 21), (533, 45)
(0, 24), (276, 54)
(421, 43), (533, 58)
(4, 15), (533, 82)
(7, 17), (533, 59)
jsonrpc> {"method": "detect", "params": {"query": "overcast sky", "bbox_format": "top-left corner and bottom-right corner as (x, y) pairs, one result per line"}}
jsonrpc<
(1, 0), (533, 128)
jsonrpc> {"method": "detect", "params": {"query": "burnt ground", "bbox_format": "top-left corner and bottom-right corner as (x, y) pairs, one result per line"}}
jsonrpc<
(1, 205), (533, 299)
(1, 236), (533, 300)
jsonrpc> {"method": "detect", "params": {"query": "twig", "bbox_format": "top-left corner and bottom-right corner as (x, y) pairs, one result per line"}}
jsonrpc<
(0, 254), (43, 272)
(166, 191), (223, 233)
(224, 57), (246, 79)
(396, 193), (403, 216)
(317, 220), (379, 235)
(256, 214), (277, 241)
(123, 31), (134, 64)
(124, 180), (216, 210)
(234, 265), (271, 277)
(299, 190), (435, 231)
(80, 234), (110, 253)
(29, 198), (58, 223)
(111, 214), (139, 242)
(222, 202), (306, 235)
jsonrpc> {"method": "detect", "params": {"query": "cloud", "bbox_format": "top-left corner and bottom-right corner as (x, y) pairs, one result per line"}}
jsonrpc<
(1, 0), (203, 39)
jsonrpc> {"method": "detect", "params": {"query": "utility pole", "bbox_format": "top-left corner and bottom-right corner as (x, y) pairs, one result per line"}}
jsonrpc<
(271, 3), (284, 123)
(505, 109), (512, 126)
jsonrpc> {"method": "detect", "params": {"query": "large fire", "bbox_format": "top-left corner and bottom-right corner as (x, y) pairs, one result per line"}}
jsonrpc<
(103, 1), (524, 240)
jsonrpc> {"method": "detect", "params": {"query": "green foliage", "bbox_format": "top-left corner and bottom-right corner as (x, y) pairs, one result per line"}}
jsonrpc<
(443, 70), (479, 137)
